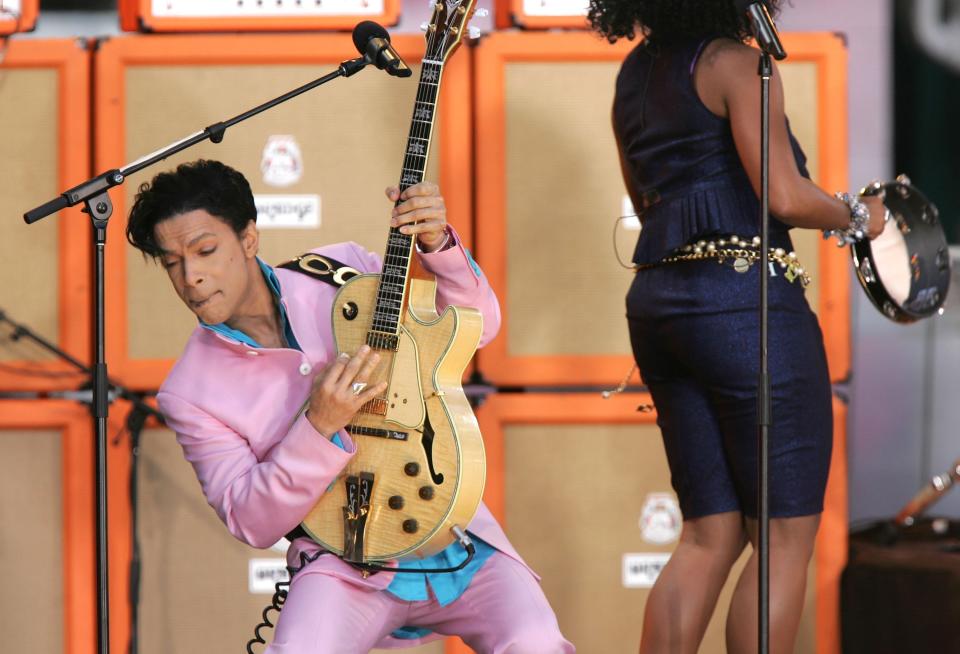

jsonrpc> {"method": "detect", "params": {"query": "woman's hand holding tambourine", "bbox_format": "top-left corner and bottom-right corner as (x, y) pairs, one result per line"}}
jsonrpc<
(861, 195), (888, 240)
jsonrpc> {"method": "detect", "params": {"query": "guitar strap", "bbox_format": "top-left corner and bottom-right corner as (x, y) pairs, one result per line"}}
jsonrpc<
(277, 252), (361, 289)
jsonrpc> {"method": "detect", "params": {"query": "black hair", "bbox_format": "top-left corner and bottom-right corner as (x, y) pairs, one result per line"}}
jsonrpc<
(126, 159), (257, 258)
(587, 0), (784, 44)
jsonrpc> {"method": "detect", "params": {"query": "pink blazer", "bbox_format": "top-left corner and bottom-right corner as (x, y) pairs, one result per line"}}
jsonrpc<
(157, 234), (529, 597)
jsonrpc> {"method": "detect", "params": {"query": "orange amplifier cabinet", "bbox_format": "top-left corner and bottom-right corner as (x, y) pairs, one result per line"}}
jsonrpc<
(0, 39), (90, 391)
(477, 393), (849, 654)
(0, 401), (98, 654)
(0, 0), (38, 34)
(94, 34), (473, 391)
(473, 32), (851, 387)
(119, 0), (399, 33)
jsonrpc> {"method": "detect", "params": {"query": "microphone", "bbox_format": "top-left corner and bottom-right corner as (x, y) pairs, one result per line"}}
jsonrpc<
(734, 0), (787, 60)
(352, 21), (412, 78)
(894, 458), (960, 527)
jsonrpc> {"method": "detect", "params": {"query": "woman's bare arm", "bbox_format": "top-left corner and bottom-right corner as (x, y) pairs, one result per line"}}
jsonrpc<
(694, 39), (883, 236)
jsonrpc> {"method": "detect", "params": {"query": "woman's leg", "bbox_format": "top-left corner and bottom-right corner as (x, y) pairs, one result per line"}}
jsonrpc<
(639, 511), (747, 654)
(725, 514), (820, 654)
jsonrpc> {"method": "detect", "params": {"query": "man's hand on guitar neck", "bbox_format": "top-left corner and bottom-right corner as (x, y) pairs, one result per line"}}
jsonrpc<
(305, 345), (387, 440)
(387, 181), (451, 253)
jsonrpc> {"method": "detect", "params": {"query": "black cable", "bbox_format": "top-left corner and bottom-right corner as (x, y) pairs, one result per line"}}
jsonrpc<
(246, 550), (323, 654)
(124, 406), (149, 654)
(354, 538), (476, 575)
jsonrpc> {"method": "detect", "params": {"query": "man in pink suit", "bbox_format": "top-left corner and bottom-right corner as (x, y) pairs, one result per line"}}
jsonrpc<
(125, 160), (573, 653)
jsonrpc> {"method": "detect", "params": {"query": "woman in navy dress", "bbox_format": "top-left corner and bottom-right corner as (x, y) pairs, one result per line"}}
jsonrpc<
(587, 1), (885, 652)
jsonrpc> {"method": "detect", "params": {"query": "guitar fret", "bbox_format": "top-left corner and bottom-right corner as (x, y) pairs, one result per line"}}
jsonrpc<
(371, 52), (445, 334)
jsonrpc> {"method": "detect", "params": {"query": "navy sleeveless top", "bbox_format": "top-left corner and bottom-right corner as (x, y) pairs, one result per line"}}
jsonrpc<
(613, 38), (810, 264)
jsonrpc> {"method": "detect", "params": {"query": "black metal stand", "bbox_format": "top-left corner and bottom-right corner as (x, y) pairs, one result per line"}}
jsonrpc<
(737, 4), (786, 650)
(737, 5), (787, 652)
(21, 55), (371, 654)
(757, 50), (773, 654)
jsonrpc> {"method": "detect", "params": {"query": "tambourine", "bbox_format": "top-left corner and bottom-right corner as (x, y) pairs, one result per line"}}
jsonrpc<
(851, 175), (951, 323)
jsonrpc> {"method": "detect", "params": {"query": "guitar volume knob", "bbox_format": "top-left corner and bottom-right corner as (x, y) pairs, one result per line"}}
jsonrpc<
(404, 462), (420, 477)
(341, 301), (359, 320)
(403, 519), (419, 534)
(388, 495), (404, 510)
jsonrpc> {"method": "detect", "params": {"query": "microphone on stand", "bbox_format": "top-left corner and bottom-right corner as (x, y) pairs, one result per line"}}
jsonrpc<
(735, 0), (787, 60)
(894, 458), (960, 527)
(352, 21), (412, 78)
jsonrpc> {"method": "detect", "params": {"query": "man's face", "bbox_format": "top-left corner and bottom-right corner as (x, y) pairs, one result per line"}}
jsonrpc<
(154, 209), (259, 325)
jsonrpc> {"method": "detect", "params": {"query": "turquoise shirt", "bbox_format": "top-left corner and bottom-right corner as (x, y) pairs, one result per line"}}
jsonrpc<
(201, 257), (495, 634)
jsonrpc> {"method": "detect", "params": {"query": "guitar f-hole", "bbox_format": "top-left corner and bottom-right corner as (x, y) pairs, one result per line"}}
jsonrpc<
(420, 413), (444, 485)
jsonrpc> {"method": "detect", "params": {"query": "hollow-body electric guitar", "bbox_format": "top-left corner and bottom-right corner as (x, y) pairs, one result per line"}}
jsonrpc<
(299, 0), (482, 563)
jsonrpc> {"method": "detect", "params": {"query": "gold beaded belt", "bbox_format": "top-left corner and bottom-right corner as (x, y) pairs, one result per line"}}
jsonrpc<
(637, 235), (812, 287)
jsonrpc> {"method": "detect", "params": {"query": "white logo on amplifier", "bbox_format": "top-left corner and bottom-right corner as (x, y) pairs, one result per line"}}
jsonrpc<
(151, 0), (383, 17)
(255, 194), (320, 229)
(639, 492), (681, 544)
(622, 552), (671, 588)
(249, 558), (290, 594)
(522, 0), (588, 17)
(261, 135), (303, 187)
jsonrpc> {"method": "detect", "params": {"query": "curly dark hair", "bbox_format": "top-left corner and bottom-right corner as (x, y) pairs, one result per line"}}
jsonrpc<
(588, 0), (783, 44)
(126, 159), (257, 258)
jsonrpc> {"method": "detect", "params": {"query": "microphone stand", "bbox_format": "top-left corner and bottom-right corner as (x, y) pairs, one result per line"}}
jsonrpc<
(21, 54), (371, 654)
(745, 4), (786, 651)
(757, 49), (773, 654)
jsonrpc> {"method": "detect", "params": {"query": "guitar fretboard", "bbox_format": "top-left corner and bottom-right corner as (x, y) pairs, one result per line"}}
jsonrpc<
(371, 60), (444, 340)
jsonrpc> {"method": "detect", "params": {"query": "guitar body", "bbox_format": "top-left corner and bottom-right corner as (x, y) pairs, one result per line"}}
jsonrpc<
(299, 273), (486, 561)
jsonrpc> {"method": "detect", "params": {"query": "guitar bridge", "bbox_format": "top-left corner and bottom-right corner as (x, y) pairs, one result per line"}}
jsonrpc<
(342, 472), (374, 563)
(359, 398), (389, 416)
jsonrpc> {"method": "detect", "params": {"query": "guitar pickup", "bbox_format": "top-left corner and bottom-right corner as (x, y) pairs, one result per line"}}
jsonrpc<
(366, 331), (400, 351)
(347, 424), (408, 441)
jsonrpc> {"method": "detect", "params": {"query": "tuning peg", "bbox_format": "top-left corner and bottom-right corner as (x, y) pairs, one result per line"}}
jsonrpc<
(468, 26), (482, 39)
(475, 7), (489, 16)
(420, 21), (429, 31)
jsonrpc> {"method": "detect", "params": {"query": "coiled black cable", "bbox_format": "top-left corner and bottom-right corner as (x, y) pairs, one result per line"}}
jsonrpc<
(246, 551), (323, 654)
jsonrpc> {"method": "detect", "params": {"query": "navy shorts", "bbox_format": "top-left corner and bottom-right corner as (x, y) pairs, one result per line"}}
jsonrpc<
(627, 259), (833, 519)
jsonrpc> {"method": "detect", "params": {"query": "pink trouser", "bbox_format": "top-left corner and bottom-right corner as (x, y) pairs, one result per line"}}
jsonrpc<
(264, 551), (575, 653)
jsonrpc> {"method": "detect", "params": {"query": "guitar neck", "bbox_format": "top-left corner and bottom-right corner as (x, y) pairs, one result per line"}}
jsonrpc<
(371, 59), (446, 342)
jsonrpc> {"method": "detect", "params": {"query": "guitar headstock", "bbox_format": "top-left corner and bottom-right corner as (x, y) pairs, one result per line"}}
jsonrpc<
(424, 0), (480, 63)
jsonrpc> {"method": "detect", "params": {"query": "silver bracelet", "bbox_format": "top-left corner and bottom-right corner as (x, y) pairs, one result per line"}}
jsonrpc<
(416, 227), (452, 254)
(823, 192), (871, 246)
